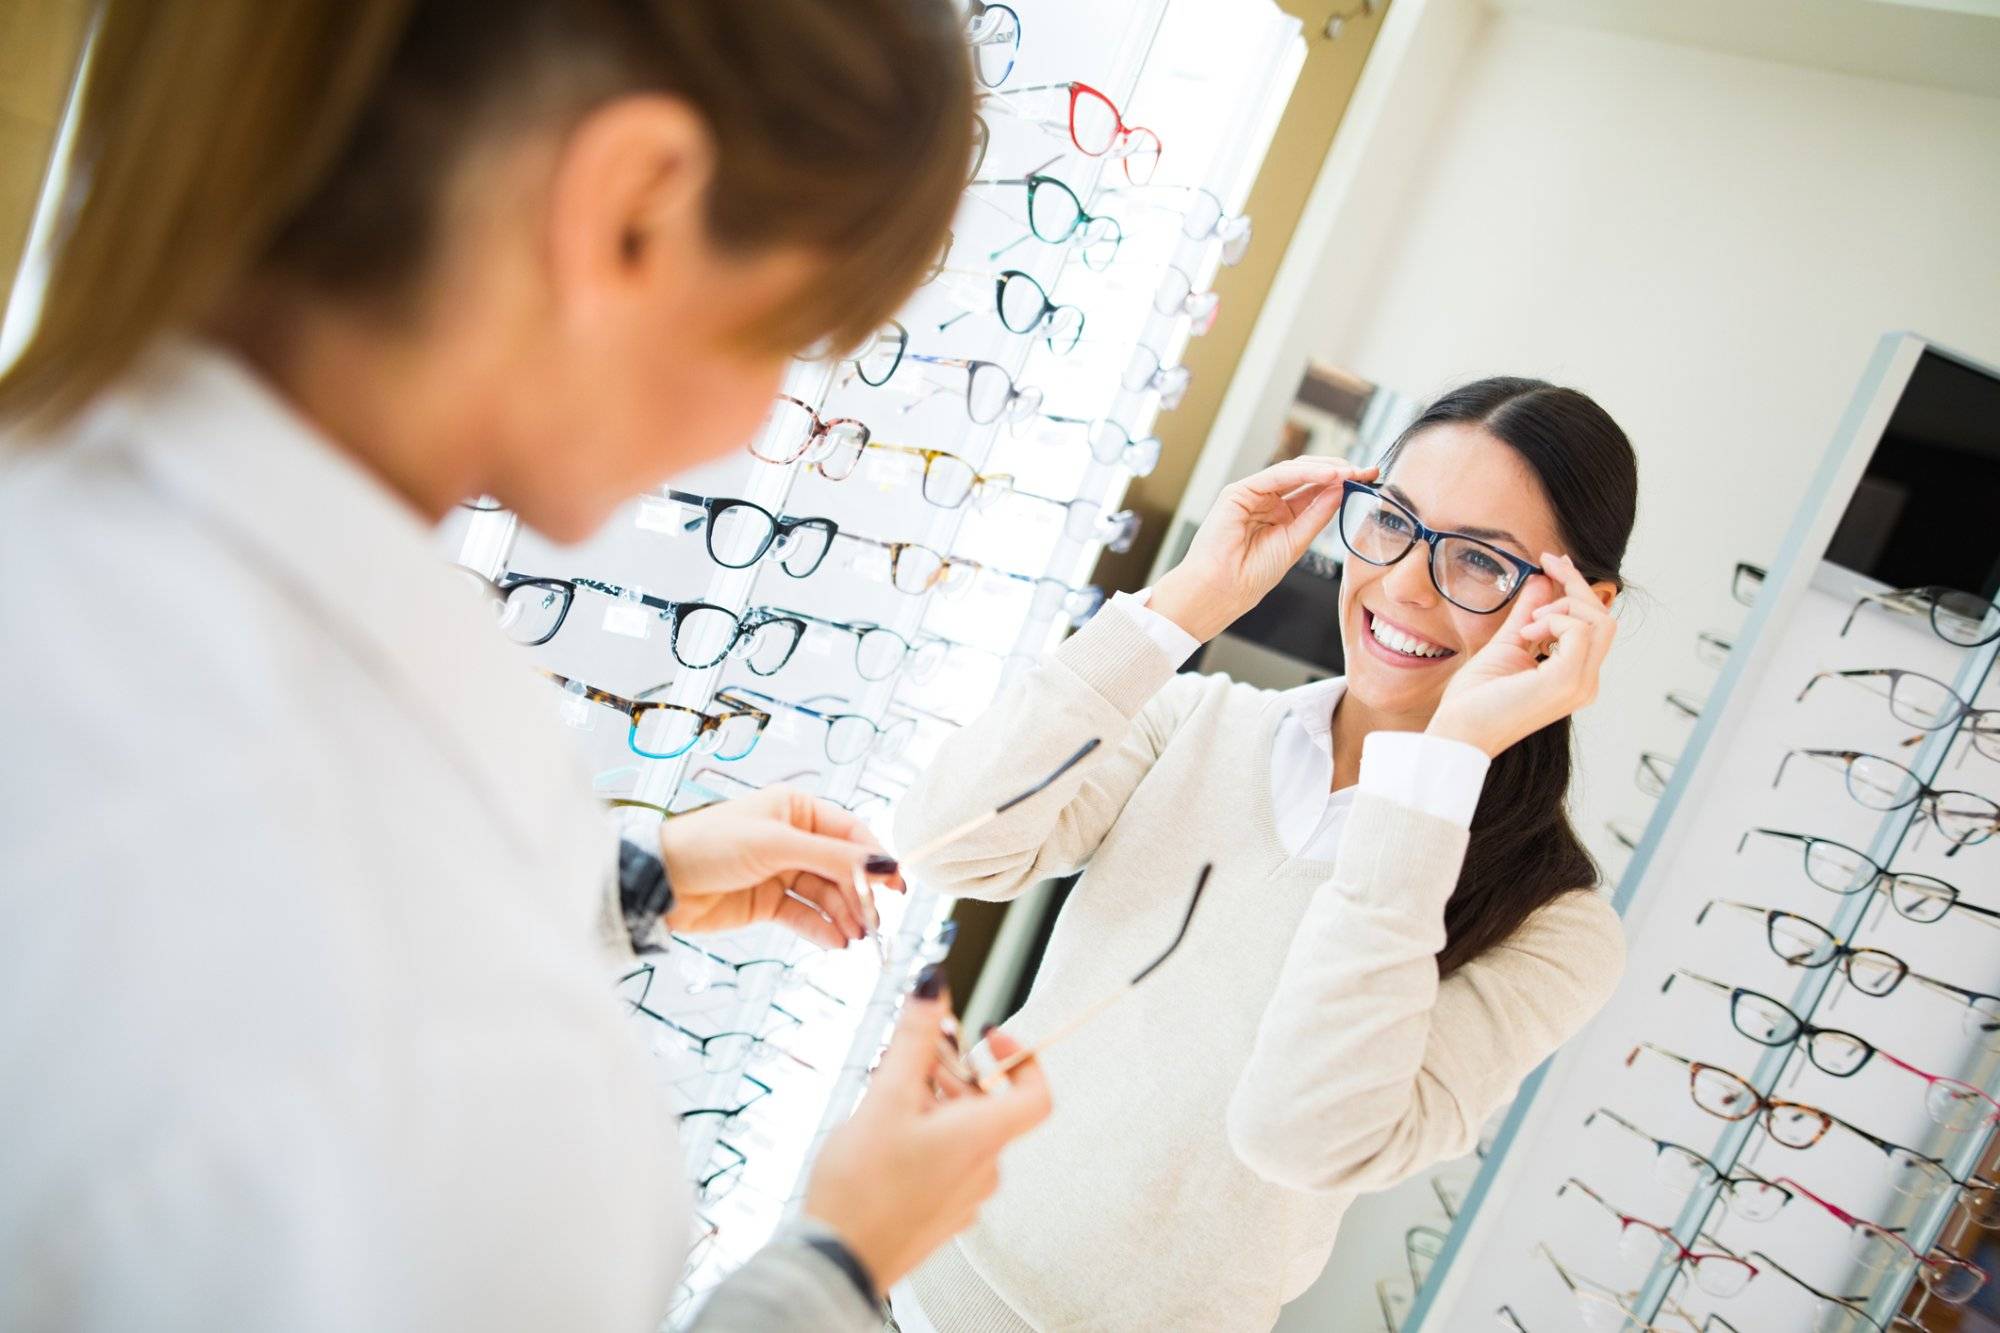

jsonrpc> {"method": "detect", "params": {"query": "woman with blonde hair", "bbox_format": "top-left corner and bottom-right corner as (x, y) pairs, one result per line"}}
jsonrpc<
(0, 3), (1045, 1330)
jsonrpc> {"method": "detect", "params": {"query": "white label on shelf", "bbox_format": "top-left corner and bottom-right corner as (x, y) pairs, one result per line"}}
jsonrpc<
(769, 711), (800, 743)
(603, 604), (651, 639)
(636, 497), (688, 537)
(803, 631), (834, 659)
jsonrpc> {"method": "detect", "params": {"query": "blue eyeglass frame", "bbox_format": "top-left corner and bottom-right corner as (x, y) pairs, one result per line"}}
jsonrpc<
(1336, 480), (1544, 614)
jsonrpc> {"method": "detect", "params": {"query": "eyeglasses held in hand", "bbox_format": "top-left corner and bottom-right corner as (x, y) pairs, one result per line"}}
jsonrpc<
(969, 170), (1124, 270)
(974, 863), (1208, 1090)
(935, 266), (1086, 353)
(901, 353), (1044, 424)
(1843, 584), (2000, 648)
(1798, 668), (2000, 759)
(1555, 1176), (1756, 1296)
(983, 81), (1161, 182)
(964, 2), (1020, 88)
(1337, 480), (1547, 615)
(1033, 412), (1162, 476)
(716, 686), (914, 766)
(1734, 828), (1995, 929)
(1583, 1106), (1793, 1220)
(1772, 748), (1999, 849)
(659, 489), (837, 578)
(750, 393), (871, 470)
(498, 574), (806, 675)
(541, 670), (769, 761)
(833, 530), (980, 596)
(854, 440), (1014, 509)
(773, 607), (947, 684)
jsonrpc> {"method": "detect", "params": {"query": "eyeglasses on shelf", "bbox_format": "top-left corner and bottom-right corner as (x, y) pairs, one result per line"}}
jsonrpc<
(853, 440), (1014, 509)
(1768, 1175), (1986, 1300)
(982, 80), (1161, 183)
(1123, 342), (1190, 408)
(1798, 668), (2000, 761)
(750, 392), (872, 472)
(1556, 1176), (1757, 1296)
(619, 965), (814, 1075)
(540, 670), (769, 761)
(978, 564), (1105, 626)
(669, 932), (848, 1009)
(1077, 260), (1219, 328)
(1100, 183), (1252, 264)
(1336, 479), (1546, 615)
(833, 530), (980, 596)
(1626, 1042), (1834, 1146)
(1843, 584), (2000, 648)
(1534, 1241), (1703, 1332)
(772, 607), (947, 683)
(968, 169), (1124, 269)
(1734, 828), (1996, 928)
(1636, 751), (1678, 797)
(834, 320), (907, 387)
(657, 489), (837, 578)
(899, 353), (1044, 424)
(1695, 629), (1734, 668)
(1001, 489), (1140, 552)
(496, 572), (806, 674)
(933, 266), (1086, 353)
(1663, 968), (1877, 1078)
(964, 1), (1019, 88)
(679, 1072), (776, 1131)
(1033, 412), (1162, 476)
(1582, 1106), (1792, 1220)
(1772, 748), (1998, 849)
(1742, 1247), (1882, 1333)
(1665, 689), (1707, 722)
(1688, 899), (2000, 1049)
(715, 686), (915, 766)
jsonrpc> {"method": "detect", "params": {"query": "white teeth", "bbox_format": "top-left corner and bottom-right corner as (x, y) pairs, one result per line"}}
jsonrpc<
(1369, 612), (1450, 659)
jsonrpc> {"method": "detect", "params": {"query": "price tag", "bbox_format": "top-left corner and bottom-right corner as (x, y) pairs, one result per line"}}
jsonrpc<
(802, 631), (835, 659)
(864, 450), (915, 488)
(603, 586), (652, 639)
(768, 711), (801, 744)
(636, 497), (689, 538)
(558, 682), (594, 730)
(847, 546), (892, 581)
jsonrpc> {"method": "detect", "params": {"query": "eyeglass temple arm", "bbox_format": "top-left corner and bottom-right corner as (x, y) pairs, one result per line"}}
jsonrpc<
(976, 864), (1208, 1090)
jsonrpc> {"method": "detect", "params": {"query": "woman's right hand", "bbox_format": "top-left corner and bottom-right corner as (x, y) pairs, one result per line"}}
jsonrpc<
(1146, 457), (1379, 643)
(801, 984), (1051, 1295)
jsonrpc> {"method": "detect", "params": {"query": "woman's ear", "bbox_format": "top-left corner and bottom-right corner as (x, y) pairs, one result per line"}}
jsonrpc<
(1590, 579), (1618, 612)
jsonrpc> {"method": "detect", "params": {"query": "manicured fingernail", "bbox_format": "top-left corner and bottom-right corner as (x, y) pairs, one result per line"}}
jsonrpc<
(980, 1023), (998, 1039)
(941, 1015), (960, 1043)
(913, 962), (947, 999)
(865, 854), (898, 876)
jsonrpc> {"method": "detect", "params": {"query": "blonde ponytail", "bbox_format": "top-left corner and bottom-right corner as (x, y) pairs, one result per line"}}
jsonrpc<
(0, 2), (413, 426)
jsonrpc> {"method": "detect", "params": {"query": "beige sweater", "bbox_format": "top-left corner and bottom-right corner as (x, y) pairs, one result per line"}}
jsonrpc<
(895, 607), (1626, 1332)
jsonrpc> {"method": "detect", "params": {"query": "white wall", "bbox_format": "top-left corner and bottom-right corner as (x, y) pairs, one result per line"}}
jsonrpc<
(1295, 9), (2000, 875)
(1266, 12), (2000, 1330)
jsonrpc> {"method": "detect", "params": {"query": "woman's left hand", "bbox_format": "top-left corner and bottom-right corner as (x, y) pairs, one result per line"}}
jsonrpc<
(1425, 551), (1618, 758)
(657, 786), (904, 949)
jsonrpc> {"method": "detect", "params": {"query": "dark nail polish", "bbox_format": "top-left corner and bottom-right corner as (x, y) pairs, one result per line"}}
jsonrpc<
(935, 920), (959, 951)
(865, 854), (899, 876)
(913, 962), (947, 1000)
(980, 1023), (998, 1039)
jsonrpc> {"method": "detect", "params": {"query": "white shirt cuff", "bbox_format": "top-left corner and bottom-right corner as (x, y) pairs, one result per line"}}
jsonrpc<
(1109, 588), (1201, 668)
(1357, 730), (1491, 828)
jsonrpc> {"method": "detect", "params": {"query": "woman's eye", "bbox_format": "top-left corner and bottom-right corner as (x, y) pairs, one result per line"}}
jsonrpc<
(1455, 546), (1507, 579)
(1369, 509), (1413, 537)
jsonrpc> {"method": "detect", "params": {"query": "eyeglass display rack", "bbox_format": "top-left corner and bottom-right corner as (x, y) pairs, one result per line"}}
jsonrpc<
(1390, 334), (2000, 1333)
(442, 1), (1307, 1323)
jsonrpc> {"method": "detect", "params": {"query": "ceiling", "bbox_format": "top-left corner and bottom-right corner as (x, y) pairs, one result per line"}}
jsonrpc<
(1487, 0), (2000, 98)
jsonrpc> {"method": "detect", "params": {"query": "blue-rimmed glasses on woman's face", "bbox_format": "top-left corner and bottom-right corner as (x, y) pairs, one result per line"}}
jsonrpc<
(1336, 480), (1544, 614)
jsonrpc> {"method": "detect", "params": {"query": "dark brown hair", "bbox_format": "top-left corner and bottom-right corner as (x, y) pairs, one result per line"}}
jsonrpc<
(0, 0), (974, 425)
(1379, 377), (1639, 977)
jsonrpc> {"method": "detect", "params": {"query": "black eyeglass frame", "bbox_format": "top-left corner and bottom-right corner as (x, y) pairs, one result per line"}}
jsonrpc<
(1336, 480), (1545, 614)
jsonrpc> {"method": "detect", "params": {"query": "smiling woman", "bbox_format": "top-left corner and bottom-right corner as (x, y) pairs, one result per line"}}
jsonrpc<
(888, 377), (1639, 1332)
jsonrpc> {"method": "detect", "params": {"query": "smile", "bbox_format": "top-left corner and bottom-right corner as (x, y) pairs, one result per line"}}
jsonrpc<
(1363, 608), (1455, 661)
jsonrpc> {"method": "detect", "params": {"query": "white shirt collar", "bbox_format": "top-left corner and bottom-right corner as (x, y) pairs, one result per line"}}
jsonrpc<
(1275, 675), (1349, 757)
